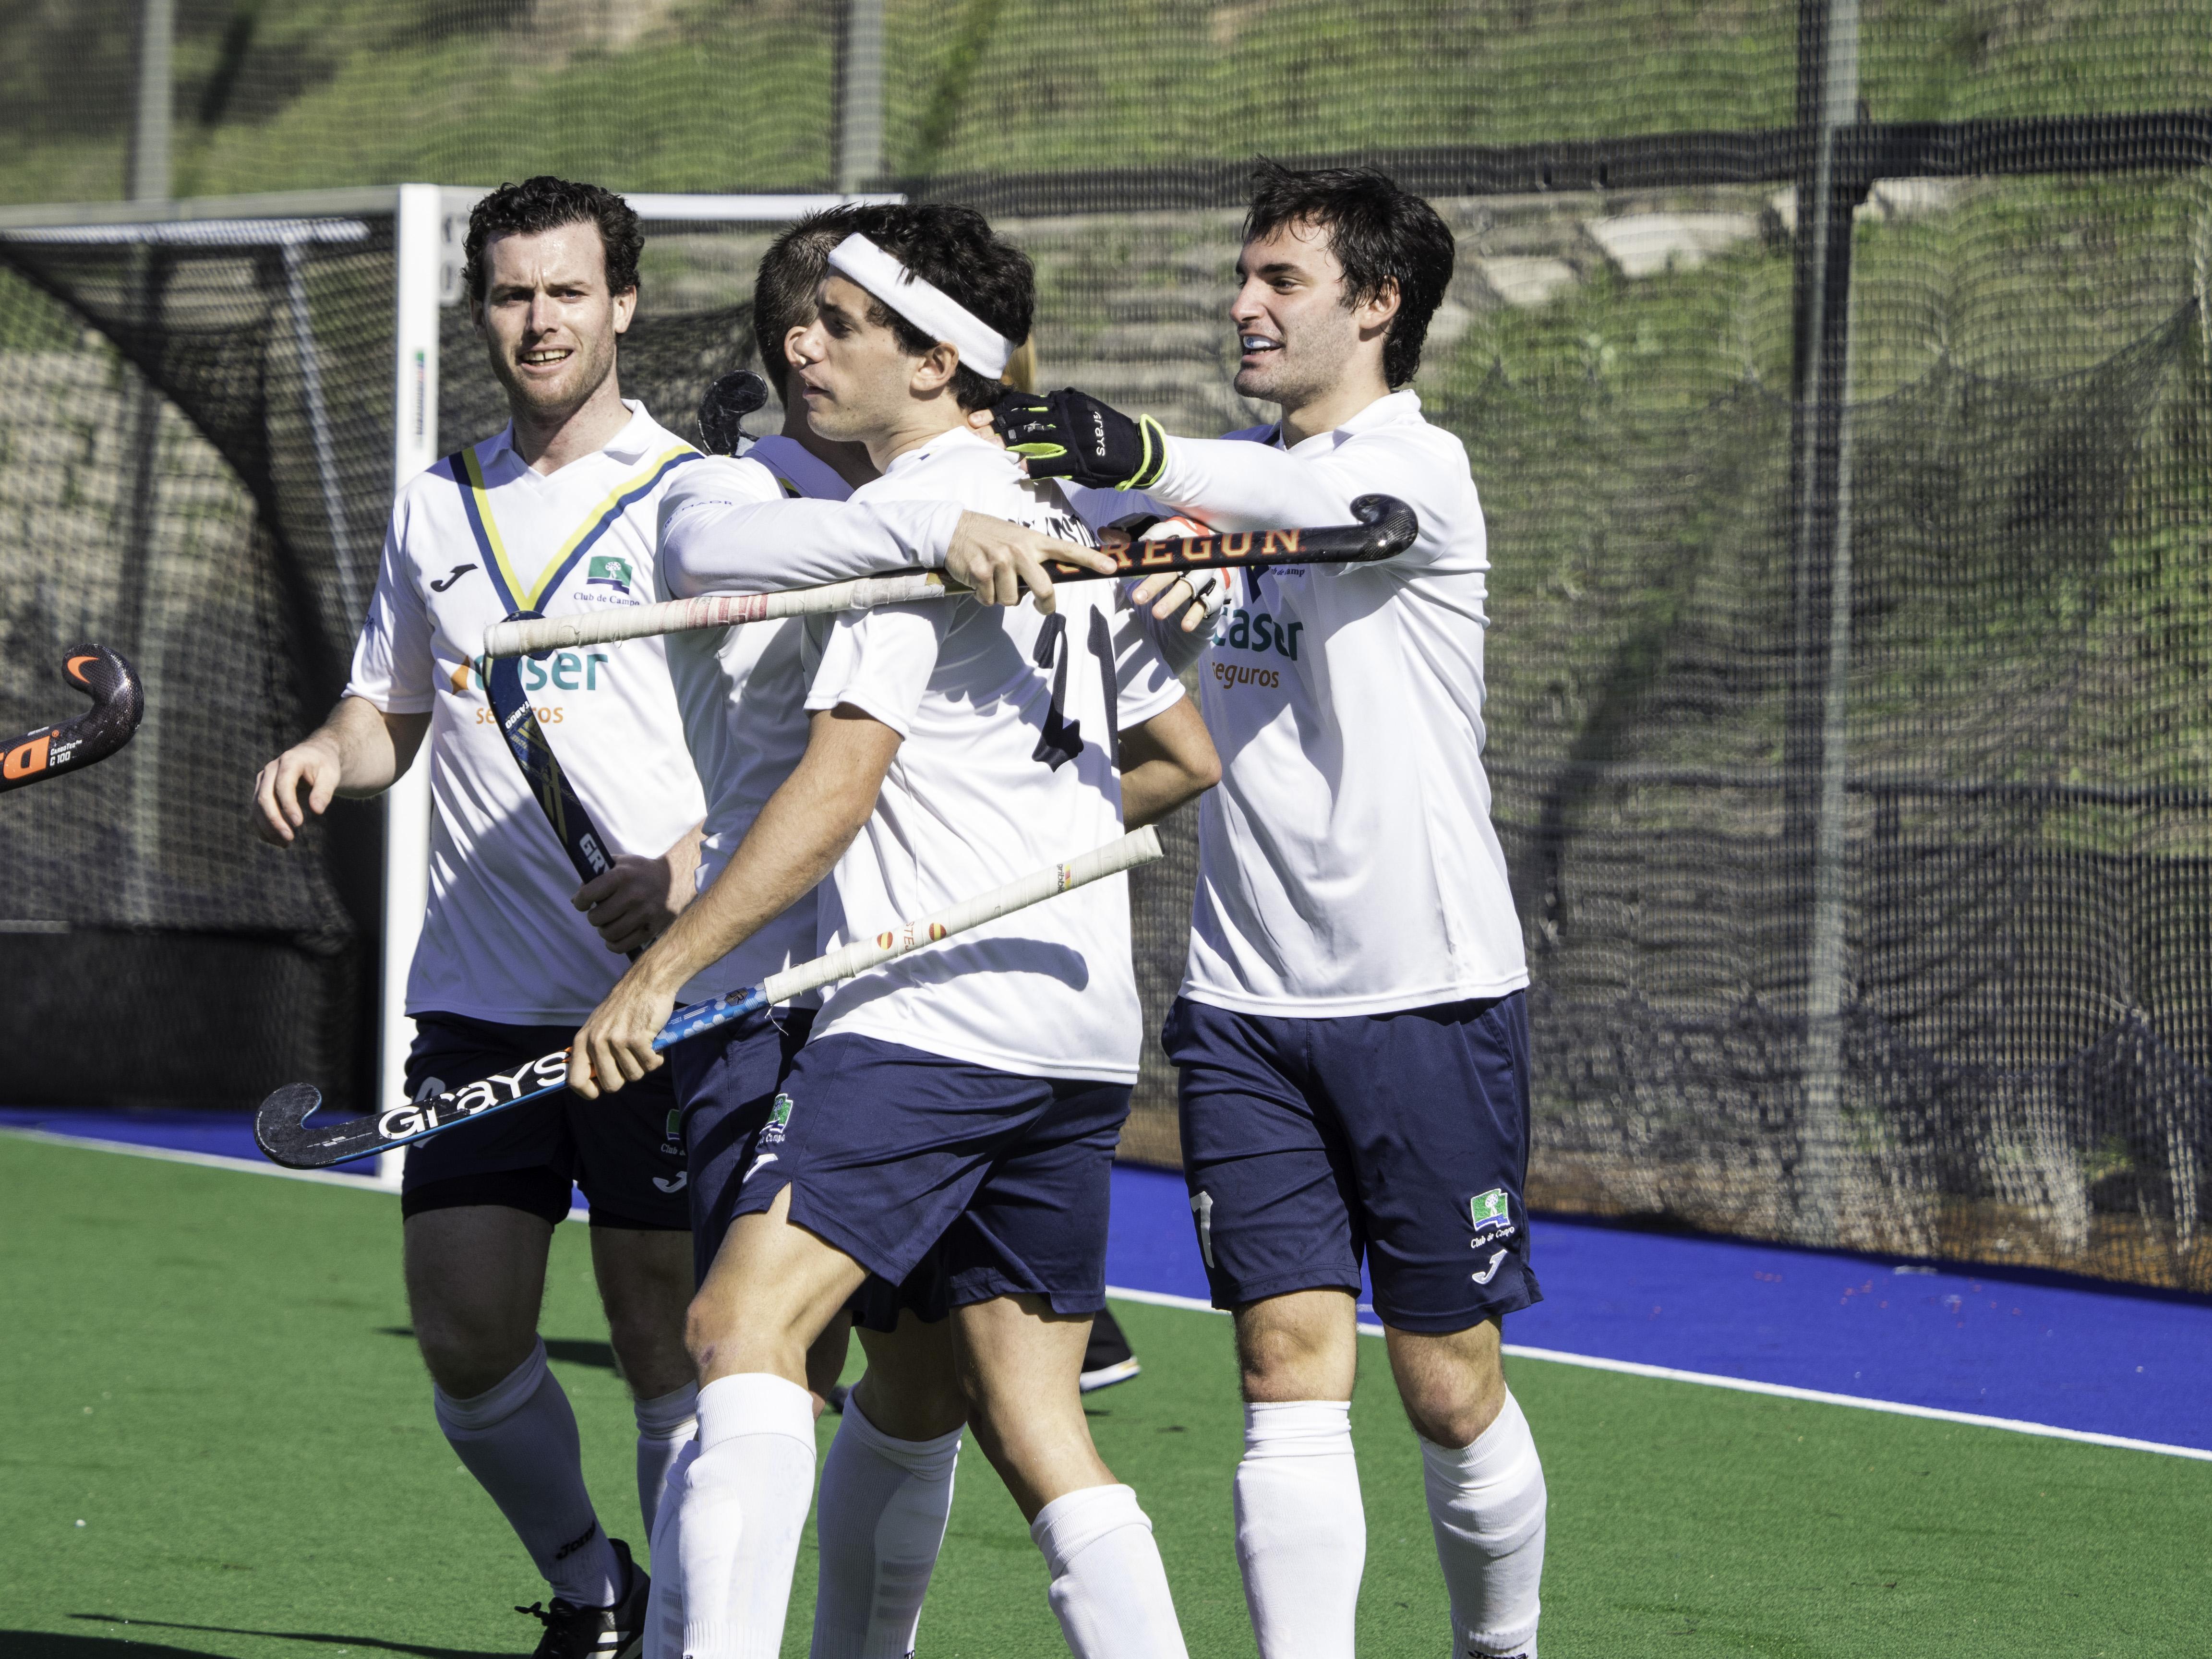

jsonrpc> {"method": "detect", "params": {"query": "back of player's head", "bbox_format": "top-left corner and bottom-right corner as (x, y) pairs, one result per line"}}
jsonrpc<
(462, 176), (644, 307)
(1243, 161), (1455, 388)
(753, 206), (872, 399)
(839, 203), (1035, 411)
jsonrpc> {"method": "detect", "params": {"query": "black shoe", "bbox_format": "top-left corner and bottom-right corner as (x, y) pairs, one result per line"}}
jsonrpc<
(1079, 1307), (1142, 1394)
(515, 1536), (649, 1659)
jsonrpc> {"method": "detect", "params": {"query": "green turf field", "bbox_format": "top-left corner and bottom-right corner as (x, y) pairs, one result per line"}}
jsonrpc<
(4, 1131), (2206, 1658)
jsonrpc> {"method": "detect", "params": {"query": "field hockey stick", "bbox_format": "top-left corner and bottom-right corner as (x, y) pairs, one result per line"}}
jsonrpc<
(479, 493), (1419, 659)
(254, 824), (1165, 1170)
(0, 644), (144, 794)
(479, 631), (642, 959)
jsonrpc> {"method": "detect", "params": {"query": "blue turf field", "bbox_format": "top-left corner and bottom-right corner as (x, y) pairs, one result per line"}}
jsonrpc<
(6, 1105), (2205, 1456)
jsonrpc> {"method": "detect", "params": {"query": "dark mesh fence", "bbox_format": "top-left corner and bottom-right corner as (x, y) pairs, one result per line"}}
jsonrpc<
(1, 1), (2209, 1287)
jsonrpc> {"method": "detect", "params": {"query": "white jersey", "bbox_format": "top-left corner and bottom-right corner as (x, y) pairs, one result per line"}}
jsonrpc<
(803, 428), (1184, 1082)
(655, 434), (964, 1003)
(347, 401), (707, 1024)
(1147, 389), (1529, 1016)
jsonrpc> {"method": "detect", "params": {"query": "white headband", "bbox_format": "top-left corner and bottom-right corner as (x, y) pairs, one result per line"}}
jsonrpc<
(825, 232), (1013, 379)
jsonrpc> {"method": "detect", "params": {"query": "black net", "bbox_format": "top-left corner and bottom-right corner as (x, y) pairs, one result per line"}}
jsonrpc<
(2, 2), (2209, 1287)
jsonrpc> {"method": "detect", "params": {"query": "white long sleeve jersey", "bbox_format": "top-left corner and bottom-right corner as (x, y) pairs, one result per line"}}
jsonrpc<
(654, 434), (964, 1004)
(1147, 389), (1529, 1016)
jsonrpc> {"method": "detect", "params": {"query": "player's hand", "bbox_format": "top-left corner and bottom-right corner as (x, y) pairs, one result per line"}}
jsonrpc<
(1123, 517), (1232, 635)
(568, 967), (676, 1098)
(572, 850), (689, 955)
(945, 511), (1117, 614)
(251, 736), (344, 846)
(993, 387), (1167, 490)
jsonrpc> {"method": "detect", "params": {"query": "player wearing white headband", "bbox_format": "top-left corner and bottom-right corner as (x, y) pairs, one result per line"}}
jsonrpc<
(625, 207), (1129, 1659)
(570, 203), (1217, 1659)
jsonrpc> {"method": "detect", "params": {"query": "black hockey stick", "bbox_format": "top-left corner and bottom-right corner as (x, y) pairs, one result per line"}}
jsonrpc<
(0, 644), (144, 794)
(481, 495), (1422, 659)
(697, 369), (770, 456)
(480, 633), (638, 960)
(255, 827), (1165, 1169)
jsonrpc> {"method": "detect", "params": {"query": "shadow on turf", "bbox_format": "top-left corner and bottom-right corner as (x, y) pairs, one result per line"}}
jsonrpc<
(379, 1327), (615, 1372)
(60, 1614), (505, 1658)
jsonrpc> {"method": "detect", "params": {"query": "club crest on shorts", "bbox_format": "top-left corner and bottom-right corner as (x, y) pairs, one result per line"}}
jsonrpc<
(1469, 1187), (1514, 1241)
(760, 1091), (794, 1146)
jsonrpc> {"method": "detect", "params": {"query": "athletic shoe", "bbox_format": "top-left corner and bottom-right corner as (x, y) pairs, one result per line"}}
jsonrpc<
(514, 1536), (649, 1659)
(1079, 1307), (1142, 1393)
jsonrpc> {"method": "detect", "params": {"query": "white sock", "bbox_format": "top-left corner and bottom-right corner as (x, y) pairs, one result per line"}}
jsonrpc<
(809, 1396), (961, 1659)
(679, 1373), (818, 1659)
(1234, 1400), (1365, 1659)
(644, 1436), (697, 1659)
(1030, 1483), (1190, 1659)
(637, 1381), (700, 1536)
(1422, 1390), (1547, 1659)
(434, 1338), (621, 1606)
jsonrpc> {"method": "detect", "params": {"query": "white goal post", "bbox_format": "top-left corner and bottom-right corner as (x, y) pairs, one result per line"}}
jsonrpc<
(0, 183), (899, 1185)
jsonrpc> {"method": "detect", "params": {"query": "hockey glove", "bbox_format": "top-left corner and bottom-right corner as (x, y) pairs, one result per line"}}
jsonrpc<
(697, 370), (770, 456)
(993, 387), (1168, 491)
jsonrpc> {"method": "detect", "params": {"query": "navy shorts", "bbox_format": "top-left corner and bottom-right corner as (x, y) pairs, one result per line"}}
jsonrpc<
(733, 1032), (1130, 1318)
(1163, 990), (1541, 1334)
(667, 1006), (815, 1288)
(400, 1012), (688, 1231)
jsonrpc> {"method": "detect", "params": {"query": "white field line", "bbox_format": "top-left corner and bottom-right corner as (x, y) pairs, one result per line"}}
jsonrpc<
(1102, 1286), (2212, 1463)
(12, 1130), (2203, 1465)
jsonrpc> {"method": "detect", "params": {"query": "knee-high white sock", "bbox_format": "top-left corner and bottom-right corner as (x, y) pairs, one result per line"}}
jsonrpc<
(434, 1338), (621, 1606)
(679, 1373), (818, 1659)
(1030, 1483), (1190, 1659)
(1234, 1400), (1365, 1659)
(809, 1396), (961, 1659)
(637, 1381), (700, 1536)
(1422, 1390), (1547, 1659)
(644, 1436), (697, 1659)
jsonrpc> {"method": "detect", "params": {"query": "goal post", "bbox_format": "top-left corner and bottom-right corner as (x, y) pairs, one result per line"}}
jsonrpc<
(0, 183), (894, 1174)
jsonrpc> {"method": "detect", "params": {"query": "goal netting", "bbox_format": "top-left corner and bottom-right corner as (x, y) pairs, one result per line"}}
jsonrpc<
(3, 0), (2211, 1293)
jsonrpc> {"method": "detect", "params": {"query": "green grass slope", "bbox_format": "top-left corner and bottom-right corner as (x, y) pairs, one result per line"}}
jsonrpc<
(3, 1132), (2207, 1656)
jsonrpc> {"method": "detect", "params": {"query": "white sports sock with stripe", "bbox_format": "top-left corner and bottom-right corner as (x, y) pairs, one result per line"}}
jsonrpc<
(809, 1396), (962, 1658)
(635, 1380), (699, 1536)
(1233, 1399), (1365, 1658)
(1422, 1390), (1547, 1659)
(1030, 1483), (1190, 1659)
(679, 1373), (817, 1659)
(433, 1338), (621, 1607)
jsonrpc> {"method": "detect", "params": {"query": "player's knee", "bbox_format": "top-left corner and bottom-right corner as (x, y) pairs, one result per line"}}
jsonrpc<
(1395, 1346), (1508, 1448)
(414, 1320), (536, 1400)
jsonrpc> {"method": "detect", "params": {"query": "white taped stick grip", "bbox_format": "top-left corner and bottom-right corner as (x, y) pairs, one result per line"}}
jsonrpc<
(481, 571), (956, 657)
(758, 826), (1164, 1006)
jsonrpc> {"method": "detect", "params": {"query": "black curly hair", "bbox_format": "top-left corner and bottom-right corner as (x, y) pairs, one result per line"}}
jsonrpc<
(834, 203), (1034, 412)
(1244, 160), (1455, 388)
(462, 176), (643, 307)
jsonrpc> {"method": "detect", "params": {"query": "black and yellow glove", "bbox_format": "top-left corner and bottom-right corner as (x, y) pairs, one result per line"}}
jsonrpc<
(993, 387), (1168, 491)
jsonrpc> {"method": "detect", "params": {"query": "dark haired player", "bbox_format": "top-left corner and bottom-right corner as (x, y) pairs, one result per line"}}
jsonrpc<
(626, 206), (1123, 1659)
(252, 176), (711, 1658)
(570, 202), (1215, 1658)
(995, 161), (1548, 1659)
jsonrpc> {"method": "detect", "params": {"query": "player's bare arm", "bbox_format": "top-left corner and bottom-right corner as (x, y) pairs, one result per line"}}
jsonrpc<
(567, 706), (899, 1096)
(1117, 697), (1220, 830)
(944, 508), (1115, 606)
(570, 821), (705, 954)
(251, 694), (429, 845)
